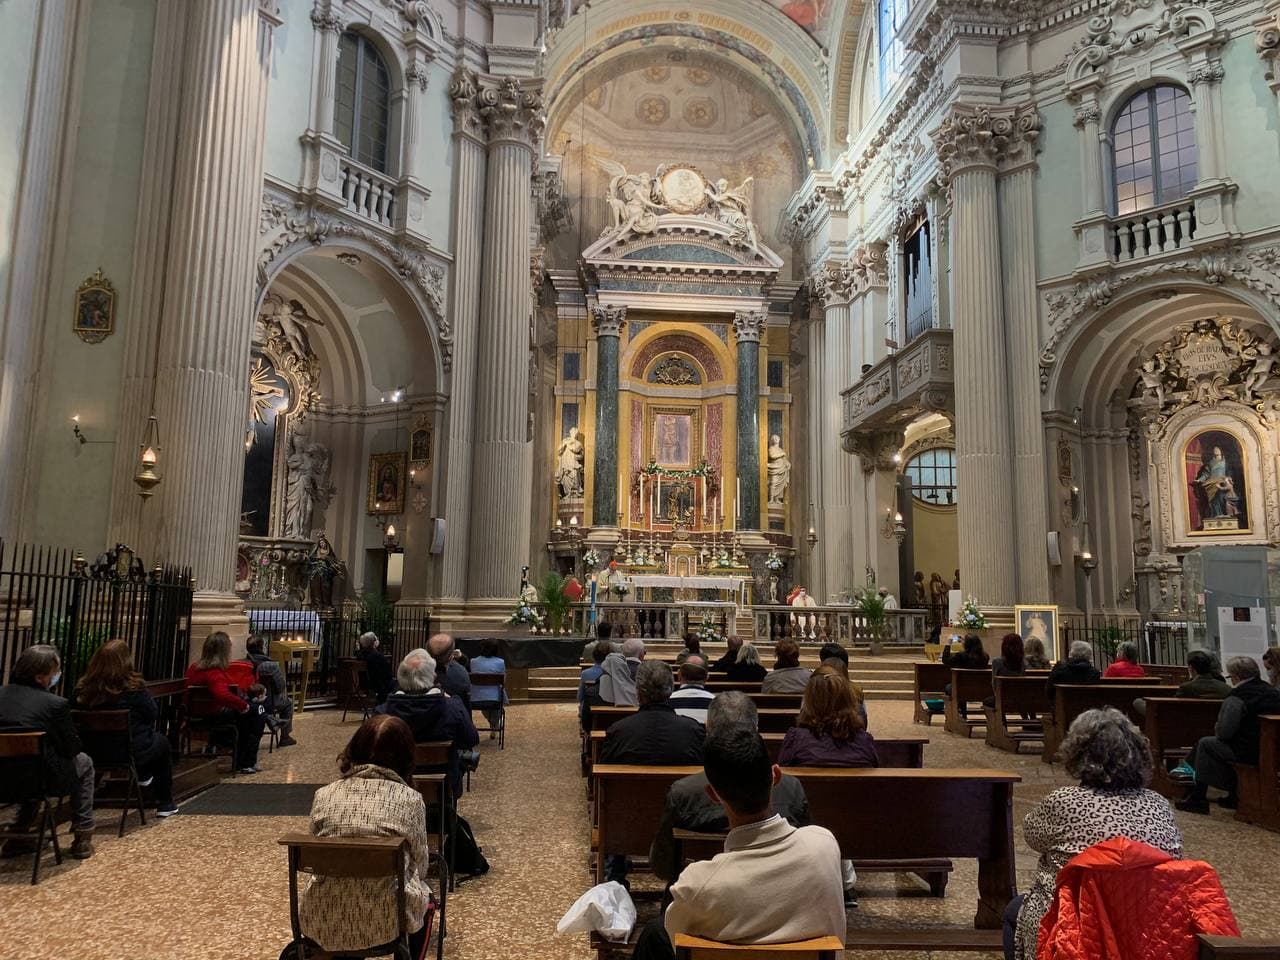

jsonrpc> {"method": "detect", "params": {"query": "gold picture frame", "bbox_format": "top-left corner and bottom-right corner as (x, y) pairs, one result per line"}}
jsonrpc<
(367, 452), (407, 514)
(73, 268), (116, 344)
(1014, 604), (1060, 660)
(409, 415), (433, 475)
(646, 404), (702, 471)
(1182, 427), (1252, 537)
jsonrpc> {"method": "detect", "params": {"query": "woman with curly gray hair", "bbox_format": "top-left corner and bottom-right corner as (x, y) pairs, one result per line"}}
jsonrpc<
(1004, 707), (1183, 960)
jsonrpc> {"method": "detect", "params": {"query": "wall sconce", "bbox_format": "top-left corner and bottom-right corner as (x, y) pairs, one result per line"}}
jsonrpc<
(72, 415), (86, 444)
(374, 512), (400, 550)
(133, 414), (162, 498)
(806, 500), (819, 549)
(881, 507), (907, 545)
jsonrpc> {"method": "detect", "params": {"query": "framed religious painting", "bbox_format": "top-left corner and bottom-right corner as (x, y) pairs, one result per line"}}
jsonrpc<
(1014, 604), (1059, 659)
(1183, 428), (1250, 536)
(73, 268), (116, 344)
(409, 416), (433, 475)
(647, 406), (701, 471)
(367, 452), (407, 514)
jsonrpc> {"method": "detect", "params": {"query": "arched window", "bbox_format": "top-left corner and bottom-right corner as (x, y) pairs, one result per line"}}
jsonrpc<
(878, 0), (907, 97)
(335, 31), (391, 172)
(1111, 85), (1198, 216)
(904, 447), (956, 505)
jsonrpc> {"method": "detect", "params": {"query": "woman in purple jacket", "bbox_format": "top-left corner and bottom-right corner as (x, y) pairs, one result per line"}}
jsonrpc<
(778, 665), (878, 768)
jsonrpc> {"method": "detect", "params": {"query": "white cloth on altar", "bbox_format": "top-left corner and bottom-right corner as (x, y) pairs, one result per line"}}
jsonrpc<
(625, 575), (747, 591)
(247, 608), (322, 644)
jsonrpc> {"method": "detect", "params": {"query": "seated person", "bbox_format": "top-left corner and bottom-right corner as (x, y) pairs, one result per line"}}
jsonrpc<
(983, 633), (1025, 710)
(622, 637), (646, 680)
(1023, 637), (1051, 670)
(299, 714), (433, 959)
(1177, 655), (1280, 815)
(650, 692), (809, 884)
(582, 620), (621, 662)
(185, 631), (266, 774)
(469, 638), (508, 739)
(762, 638), (811, 693)
(675, 633), (701, 666)
(1046, 641), (1101, 698)
(668, 655), (716, 724)
(377, 650), (479, 800)
(632, 727), (846, 960)
(356, 631), (396, 704)
(778, 666), (877, 768)
(75, 639), (178, 817)
(943, 633), (990, 670)
(598, 651), (638, 707)
(0, 644), (97, 858)
(1102, 641), (1145, 679)
(578, 640), (611, 727)
(818, 642), (868, 726)
(724, 642), (767, 683)
(709, 635), (743, 674)
(244, 634), (296, 746)
(1265, 646), (1280, 688)
(1006, 708), (1182, 960)
(428, 633), (471, 708)
(1179, 649), (1232, 699)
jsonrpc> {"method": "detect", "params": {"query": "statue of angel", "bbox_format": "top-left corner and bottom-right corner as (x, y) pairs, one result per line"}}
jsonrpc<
(596, 159), (661, 238)
(1138, 355), (1166, 409)
(1244, 340), (1275, 398)
(706, 176), (759, 249)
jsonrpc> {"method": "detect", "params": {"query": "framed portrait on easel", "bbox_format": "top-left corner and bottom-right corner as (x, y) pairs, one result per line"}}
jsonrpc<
(1015, 604), (1059, 659)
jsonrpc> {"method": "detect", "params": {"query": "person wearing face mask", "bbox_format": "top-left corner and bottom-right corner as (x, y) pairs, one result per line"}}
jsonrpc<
(0, 644), (97, 859)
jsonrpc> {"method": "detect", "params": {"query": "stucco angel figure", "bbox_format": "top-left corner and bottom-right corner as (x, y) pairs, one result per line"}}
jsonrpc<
(555, 428), (585, 498)
(1138, 355), (1166, 409)
(597, 159), (661, 238)
(766, 434), (791, 504)
(706, 176), (759, 249)
(1244, 340), (1275, 398)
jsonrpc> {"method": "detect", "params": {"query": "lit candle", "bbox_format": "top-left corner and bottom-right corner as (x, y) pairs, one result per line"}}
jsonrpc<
(657, 475), (662, 523)
(736, 477), (741, 523)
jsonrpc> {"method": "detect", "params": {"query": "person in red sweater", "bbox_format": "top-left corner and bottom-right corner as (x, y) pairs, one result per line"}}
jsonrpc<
(184, 631), (266, 773)
(1102, 641), (1146, 679)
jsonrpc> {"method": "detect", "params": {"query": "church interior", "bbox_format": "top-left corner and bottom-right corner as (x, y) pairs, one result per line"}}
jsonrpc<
(4, 0), (1280, 956)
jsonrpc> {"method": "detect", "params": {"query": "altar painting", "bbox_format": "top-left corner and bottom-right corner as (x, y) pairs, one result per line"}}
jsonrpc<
(1183, 429), (1249, 535)
(654, 413), (693, 468)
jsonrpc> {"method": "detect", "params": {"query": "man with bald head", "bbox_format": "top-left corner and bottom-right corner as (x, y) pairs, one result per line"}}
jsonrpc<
(428, 632), (472, 708)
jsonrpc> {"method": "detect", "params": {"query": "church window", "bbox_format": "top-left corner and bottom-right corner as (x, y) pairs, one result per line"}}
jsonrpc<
(563, 351), (581, 381)
(878, 0), (908, 97)
(1111, 85), (1198, 216)
(767, 359), (785, 389)
(902, 218), (933, 344)
(904, 447), (956, 505)
(335, 32), (392, 173)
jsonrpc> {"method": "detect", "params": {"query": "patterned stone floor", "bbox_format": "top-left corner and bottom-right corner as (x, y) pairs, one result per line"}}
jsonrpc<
(0, 700), (1277, 959)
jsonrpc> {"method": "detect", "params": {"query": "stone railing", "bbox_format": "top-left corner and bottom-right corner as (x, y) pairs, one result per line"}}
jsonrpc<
(339, 157), (397, 229)
(1109, 196), (1197, 262)
(840, 327), (953, 438)
(753, 606), (927, 646)
(1075, 180), (1238, 271)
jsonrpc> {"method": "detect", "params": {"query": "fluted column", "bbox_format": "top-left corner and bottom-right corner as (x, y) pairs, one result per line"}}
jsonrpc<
(307, 1), (342, 136)
(466, 78), (543, 599)
(804, 304), (827, 599)
(933, 105), (1039, 607)
(733, 310), (766, 531)
(590, 306), (625, 528)
(436, 70), (487, 603)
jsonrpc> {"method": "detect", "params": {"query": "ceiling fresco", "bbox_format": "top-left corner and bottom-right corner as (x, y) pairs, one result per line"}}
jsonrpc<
(762, 0), (833, 38)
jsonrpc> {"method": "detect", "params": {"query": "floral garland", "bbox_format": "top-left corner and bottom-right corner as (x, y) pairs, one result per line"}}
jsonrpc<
(639, 459), (717, 480)
(955, 595), (986, 631)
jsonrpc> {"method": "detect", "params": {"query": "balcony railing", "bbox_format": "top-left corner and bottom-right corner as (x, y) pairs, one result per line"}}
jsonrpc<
(340, 157), (397, 229)
(1110, 197), (1197, 263)
(840, 327), (953, 438)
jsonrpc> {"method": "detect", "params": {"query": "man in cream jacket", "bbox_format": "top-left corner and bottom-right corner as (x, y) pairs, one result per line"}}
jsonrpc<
(632, 726), (846, 959)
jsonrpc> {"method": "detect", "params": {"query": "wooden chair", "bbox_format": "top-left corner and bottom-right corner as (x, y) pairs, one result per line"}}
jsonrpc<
(673, 934), (844, 959)
(0, 730), (64, 885)
(1197, 934), (1280, 957)
(412, 774), (449, 960)
(337, 658), (375, 722)
(181, 685), (241, 768)
(415, 741), (457, 891)
(278, 833), (416, 960)
(71, 709), (147, 836)
(469, 672), (506, 749)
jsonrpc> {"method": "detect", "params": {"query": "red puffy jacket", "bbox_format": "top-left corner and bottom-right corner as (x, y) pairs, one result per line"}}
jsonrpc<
(1036, 837), (1239, 960)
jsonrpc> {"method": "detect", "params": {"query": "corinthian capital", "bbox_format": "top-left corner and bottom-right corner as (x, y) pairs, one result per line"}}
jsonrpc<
(449, 67), (483, 137)
(809, 263), (857, 307)
(850, 243), (888, 290)
(309, 0), (340, 31)
(732, 310), (768, 344)
(592, 305), (626, 338)
(932, 103), (1042, 179)
(480, 76), (546, 150)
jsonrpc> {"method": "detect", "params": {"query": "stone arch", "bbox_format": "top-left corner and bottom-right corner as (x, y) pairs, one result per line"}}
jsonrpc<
(626, 327), (729, 384)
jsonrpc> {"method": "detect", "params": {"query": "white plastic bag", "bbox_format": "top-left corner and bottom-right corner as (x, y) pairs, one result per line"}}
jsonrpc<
(555, 881), (637, 942)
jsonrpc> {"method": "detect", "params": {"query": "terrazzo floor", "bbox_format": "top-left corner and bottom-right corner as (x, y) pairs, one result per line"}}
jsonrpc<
(0, 700), (1277, 960)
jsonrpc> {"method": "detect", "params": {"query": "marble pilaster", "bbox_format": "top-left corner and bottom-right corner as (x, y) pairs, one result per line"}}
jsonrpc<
(437, 69), (486, 603)
(591, 306), (626, 528)
(466, 78), (543, 600)
(733, 310), (766, 532)
(804, 304), (827, 599)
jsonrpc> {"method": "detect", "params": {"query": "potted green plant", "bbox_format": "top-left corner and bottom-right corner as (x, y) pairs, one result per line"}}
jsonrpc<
(1096, 626), (1123, 665)
(540, 570), (571, 634)
(853, 582), (889, 655)
(355, 589), (394, 639)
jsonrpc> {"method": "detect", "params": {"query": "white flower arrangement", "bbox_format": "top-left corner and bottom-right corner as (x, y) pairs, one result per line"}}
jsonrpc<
(583, 549), (602, 569)
(713, 550), (734, 569)
(695, 617), (723, 645)
(765, 551), (784, 572)
(956, 595), (986, 631)
(506, 602), (543, 627)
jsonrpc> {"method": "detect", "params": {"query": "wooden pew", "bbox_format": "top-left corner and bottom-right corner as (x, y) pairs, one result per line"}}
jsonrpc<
(589, 705), (800, 734)
(984, 676), (1050, 753)
(1197, 934), (1280, 957)
(705, 680), (764, 693)
(944, 669), (992, 738)
(1143, 697), (1225, 799)
(588, 731), (926, 769)
(913, 662), (951, 725)
(1141, 663), (1190, 685)
(1233, 714), (1280, 832)
(1042, 681), (1175, 762)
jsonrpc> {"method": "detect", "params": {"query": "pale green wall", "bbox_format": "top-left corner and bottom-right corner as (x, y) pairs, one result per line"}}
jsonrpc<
(1220, 37), (1280, 235)
(33, 0), (156, 550)
(0, 8), (39, 327)
(1033, 99), (1081, 281)
(263, 0), (312, 186)
(417, 59), (455, 251)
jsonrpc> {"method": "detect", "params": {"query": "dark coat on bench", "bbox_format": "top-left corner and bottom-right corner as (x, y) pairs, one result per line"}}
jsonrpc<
(601, 702), (704, 765)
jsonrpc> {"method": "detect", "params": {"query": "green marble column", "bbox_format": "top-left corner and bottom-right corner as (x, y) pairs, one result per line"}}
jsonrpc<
(591, 306), (626, 526)
(733, 310), (766, 531)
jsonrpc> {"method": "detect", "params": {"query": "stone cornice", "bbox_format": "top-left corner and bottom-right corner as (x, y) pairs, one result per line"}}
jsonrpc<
(932, 103), (1042, 179)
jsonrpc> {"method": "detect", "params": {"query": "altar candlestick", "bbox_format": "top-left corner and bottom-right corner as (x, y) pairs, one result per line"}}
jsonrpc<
(735, 478), (741, 524)
(657, 476), (662, 523)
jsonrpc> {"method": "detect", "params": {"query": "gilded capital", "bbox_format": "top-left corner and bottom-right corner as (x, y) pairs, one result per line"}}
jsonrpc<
(479, 76), (546, 150)
(732, 310), (768, 344)
(592, 305), (626, 338)
(932, 103), (1042, 179)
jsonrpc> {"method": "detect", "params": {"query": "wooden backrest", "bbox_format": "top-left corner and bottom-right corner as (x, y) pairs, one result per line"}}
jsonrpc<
(705, 681), (764, 693)
(1143, 697), (1223, 754)
(1054, 683), (1178, 728)
(914, 661), (951, 693)
(1142, 664), (1190, 685)
(1258, 715), (1280, 788)
(748, 693), (805, 710)
(1101, 675), (1165, 685)
(673, 934), (844, 959)
(71, 709), (133, 766)
(414, 740), (451, 768)
(469, 672), (505, 688)
(589, 731), (925, 767)
(950, 668), (993, 701)
(279, 832), (408, 878)
(993, 675), (1051, 716)
(590, 705), (800, 733)
(0, 730), (43, 758)
(1197, 934), (1280, 957)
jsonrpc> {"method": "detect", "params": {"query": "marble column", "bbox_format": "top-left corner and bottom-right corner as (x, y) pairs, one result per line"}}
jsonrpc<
(932, 105), (1039, 608)
(733, 310), (766, 531)
(591, 306), (625, 528)
(803, 302), (827, 599)
(1000, 152), (1052, 602)
(466, 78), (543, 600)
(436, 70), (487, 604)
(146, 0), (278, 630)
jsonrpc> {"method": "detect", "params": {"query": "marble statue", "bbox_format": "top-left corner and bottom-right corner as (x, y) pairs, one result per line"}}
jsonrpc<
(555, 428), (585, 498)
(1138, 356), (1166, 408)
(1244, 341), (1275, 397)
(766, 434), (791, 504)
(597, 159), (661, 238)
(706, 176), (759, 249)
(284, 430), (336, 539)
(307, 531), (347, 608)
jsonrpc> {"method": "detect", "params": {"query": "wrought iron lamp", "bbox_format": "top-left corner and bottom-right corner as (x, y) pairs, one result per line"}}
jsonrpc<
(133, 414), (162, 498)
(881, 508), (907, 545)
(806, 500), (818, 548)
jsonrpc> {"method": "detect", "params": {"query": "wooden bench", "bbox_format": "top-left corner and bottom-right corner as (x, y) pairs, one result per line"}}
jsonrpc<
(1143, 697), (1225, 799)
(1233, 714), (1280, 832)
(1042, 681), (1175, 762)
(1197, 933), (1280, 957)
(589, 706), (800, 734)
(705, 680), (765, 693)
(983, 676), (1050, 753)
(913, 662), (951, 725)
(588, 731), (925, 769)
(944, 669), (992, 737)
(1141, 663), (1191, 685)
(673, 934), (844, 959)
